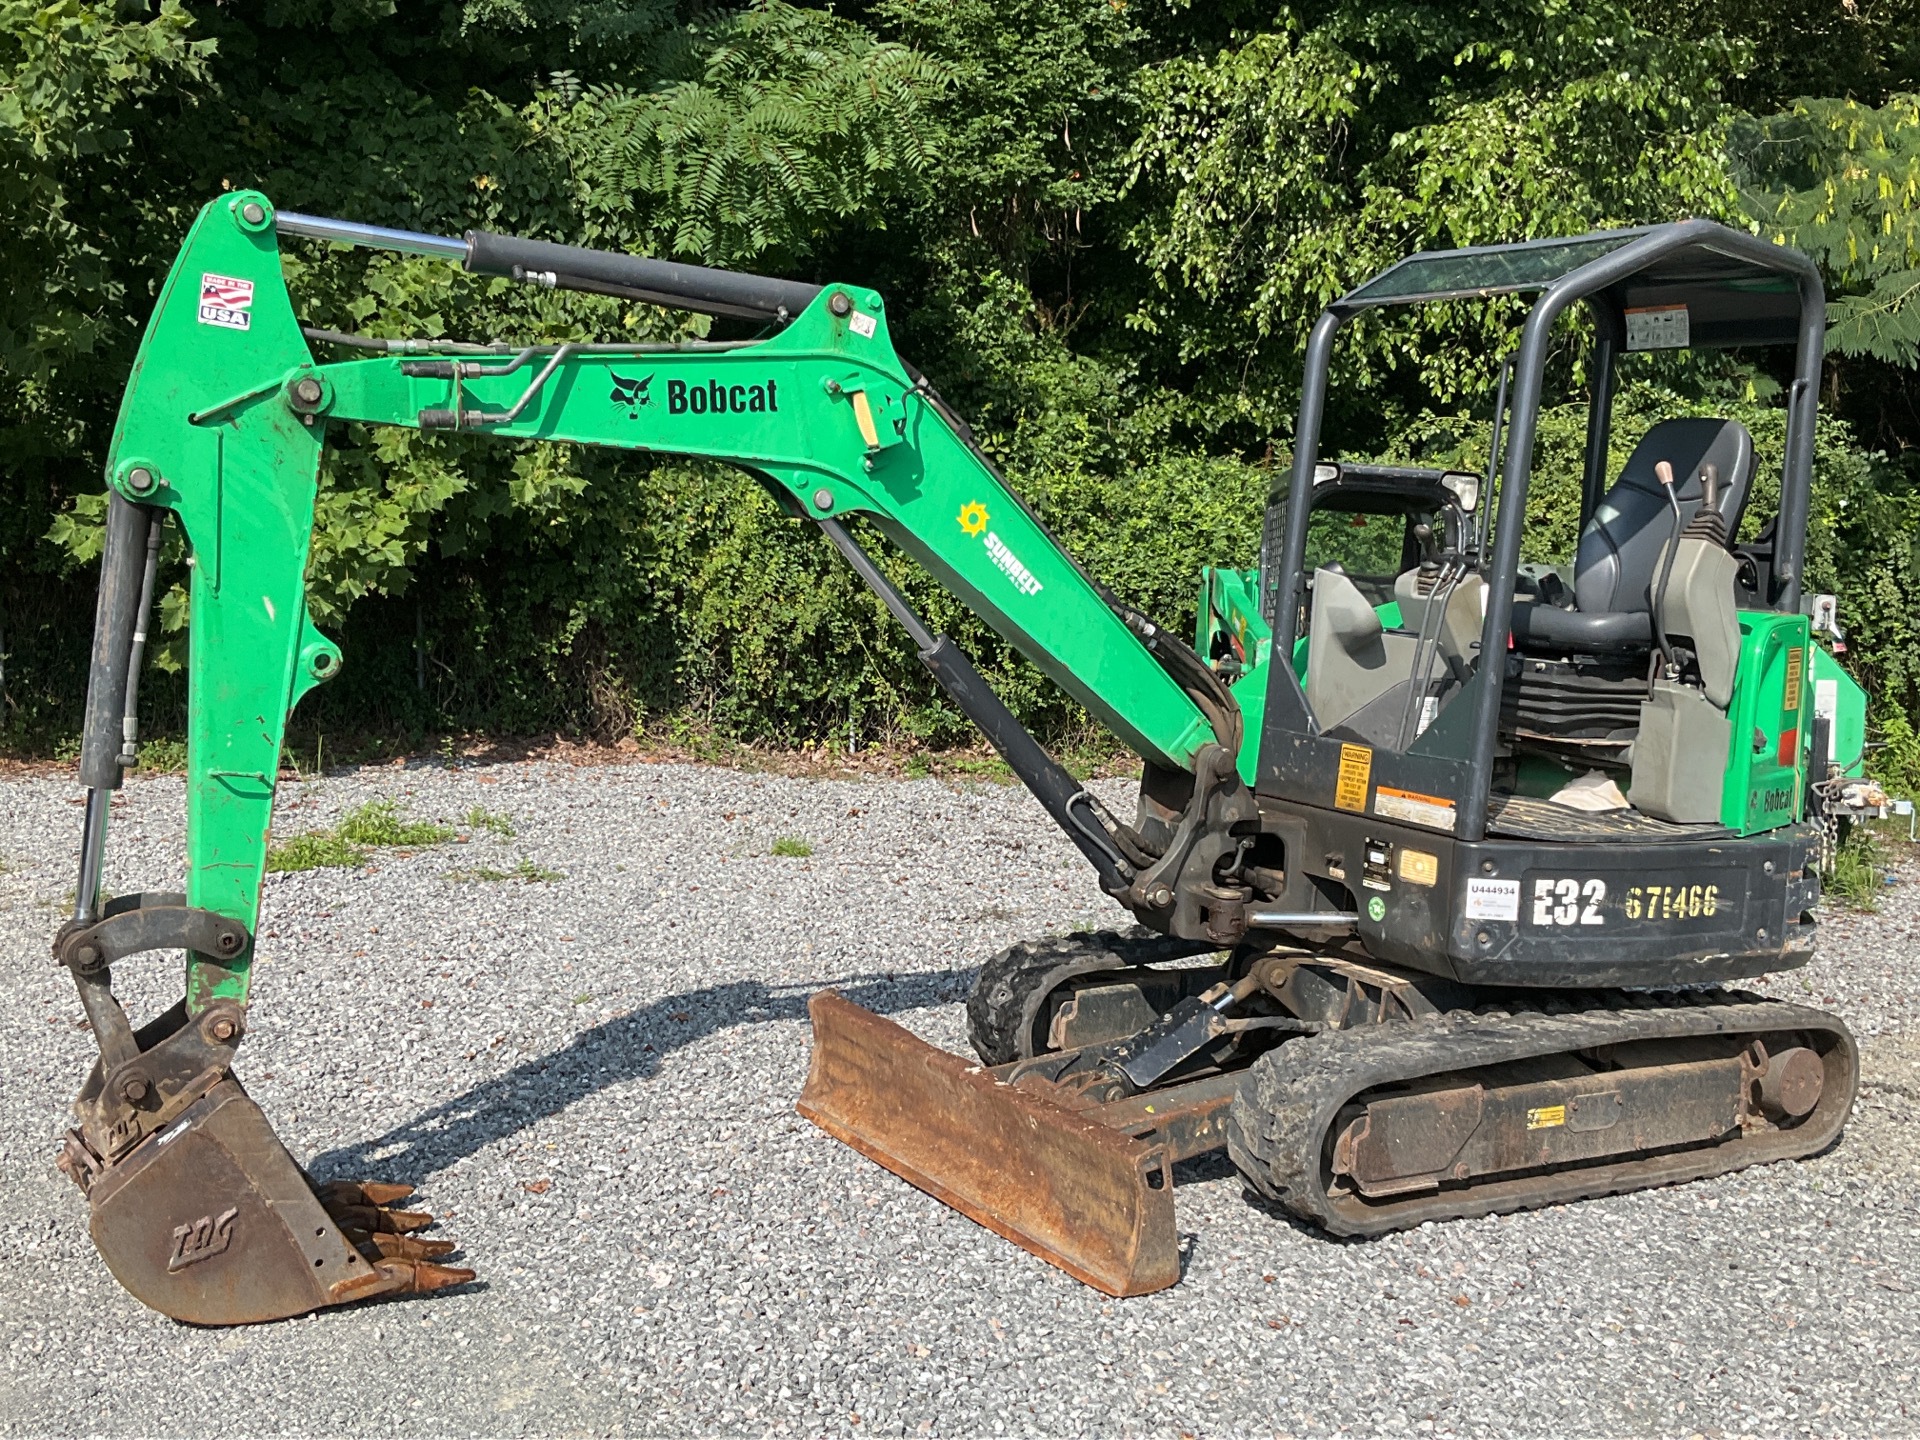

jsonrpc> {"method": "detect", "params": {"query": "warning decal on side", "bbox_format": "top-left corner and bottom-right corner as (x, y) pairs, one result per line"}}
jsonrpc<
(1374, 784), (1458, 833)
(1526, 1105), (1567, 1130)
(1334, 744), (1372, 812)
(198, 273), (255, 330)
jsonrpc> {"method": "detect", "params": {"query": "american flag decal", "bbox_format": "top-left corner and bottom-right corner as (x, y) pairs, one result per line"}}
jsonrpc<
(198, 273), (255, 330)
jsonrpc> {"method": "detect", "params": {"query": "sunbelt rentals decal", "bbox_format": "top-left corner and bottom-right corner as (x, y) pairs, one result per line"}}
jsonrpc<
(957, 502), (1043, 597)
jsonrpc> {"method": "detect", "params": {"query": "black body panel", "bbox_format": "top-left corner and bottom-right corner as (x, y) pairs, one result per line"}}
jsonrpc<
(1253, 797), (1820, 989)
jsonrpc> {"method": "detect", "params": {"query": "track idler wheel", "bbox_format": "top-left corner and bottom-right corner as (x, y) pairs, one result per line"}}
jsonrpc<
(967, 929), (1224, 1065)
(65, 1076), (471, 1325)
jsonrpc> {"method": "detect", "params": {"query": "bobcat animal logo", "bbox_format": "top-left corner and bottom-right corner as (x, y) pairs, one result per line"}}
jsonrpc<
(167, 1207), (238, 1271)
(609, 372), (653, 417)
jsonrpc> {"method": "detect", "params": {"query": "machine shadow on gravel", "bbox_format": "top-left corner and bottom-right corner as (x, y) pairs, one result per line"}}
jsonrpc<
(308, 966), (976, 1185)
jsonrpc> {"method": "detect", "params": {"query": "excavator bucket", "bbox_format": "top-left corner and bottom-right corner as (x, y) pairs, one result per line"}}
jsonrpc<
(797, 991), (1181, 1297)
(67, 1077), (471, 1326)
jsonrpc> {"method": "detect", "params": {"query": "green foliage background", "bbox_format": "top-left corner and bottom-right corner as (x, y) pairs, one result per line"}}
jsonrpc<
(3, 0), (1919, 775)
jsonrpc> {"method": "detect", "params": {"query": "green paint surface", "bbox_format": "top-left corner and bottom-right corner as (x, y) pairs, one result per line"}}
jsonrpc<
(105, 193), (1221, 1011)
(1720, 611), (1813, 835)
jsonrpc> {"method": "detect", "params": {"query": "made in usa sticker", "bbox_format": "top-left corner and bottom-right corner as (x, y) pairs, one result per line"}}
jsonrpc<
(198, 273), (254, 330)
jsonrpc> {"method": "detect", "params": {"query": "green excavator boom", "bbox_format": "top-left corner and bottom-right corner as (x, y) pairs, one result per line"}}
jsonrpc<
(57, 192), (1264, 1322)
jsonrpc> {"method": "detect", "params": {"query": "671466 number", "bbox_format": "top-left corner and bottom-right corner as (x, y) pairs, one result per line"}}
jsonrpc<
(1623, 882), (1720, 920)
(1526, 876), (1724, 927)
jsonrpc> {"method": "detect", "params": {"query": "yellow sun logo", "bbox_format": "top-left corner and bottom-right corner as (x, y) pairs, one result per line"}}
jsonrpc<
(958, 501), (989, 536)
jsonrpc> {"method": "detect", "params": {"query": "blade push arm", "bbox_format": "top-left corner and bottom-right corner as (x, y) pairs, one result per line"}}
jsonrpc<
(93, 192), (1254, 1018)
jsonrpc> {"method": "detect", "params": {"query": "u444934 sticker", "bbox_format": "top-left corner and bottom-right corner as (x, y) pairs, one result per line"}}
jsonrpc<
(198, 273), (254, 329)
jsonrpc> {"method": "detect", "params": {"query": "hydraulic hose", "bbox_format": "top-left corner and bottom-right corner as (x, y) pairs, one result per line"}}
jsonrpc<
(814, 518), (1134, 891)
(462, 230), (822, 323)
(1116, 605), (1244, 763)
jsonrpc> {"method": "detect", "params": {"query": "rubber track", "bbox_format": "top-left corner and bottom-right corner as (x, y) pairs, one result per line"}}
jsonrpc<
(1226, 990), (1859, 1236)
(965, 929), (1218, 1066)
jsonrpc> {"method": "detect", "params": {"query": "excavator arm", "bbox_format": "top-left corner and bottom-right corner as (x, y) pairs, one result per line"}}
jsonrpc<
(100, 194), (1247, 1002)
(58, 192), (1265, 1321)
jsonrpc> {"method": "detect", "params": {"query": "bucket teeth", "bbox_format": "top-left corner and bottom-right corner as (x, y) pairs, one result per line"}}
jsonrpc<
(315, 1179), (415, 1208)
(328, 1202), (437, 1234)
(317, 1179), (438, 1235)
(370, 1258), (478, 1294)
(313, 1174), (467, 1299)
(354, 1231), (458, 1261)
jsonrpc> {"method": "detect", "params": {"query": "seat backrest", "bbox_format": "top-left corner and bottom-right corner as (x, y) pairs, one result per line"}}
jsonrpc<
(1572, 417), (1753, 617)
(1306, 567), (1417, 735)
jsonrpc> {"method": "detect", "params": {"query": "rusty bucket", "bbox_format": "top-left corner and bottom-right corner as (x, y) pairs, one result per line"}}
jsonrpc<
(73, 1077), (471, 1325)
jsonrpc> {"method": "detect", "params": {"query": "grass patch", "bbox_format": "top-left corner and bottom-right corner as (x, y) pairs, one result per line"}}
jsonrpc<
(770, 835), (814, 858)
(445, 858), (565, 884)
(135, 736), (189, 772)
(1823, 824), (1889, 910)
(267, 800), (456, 873)
(266, 832), (369, 872)
(336, 800), (456, 847)
(463, 805), (517, 838)
(938, 753), (1015, 784)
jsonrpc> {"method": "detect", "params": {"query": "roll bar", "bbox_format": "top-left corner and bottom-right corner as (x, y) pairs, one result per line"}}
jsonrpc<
(1273, 219), (1826, 842)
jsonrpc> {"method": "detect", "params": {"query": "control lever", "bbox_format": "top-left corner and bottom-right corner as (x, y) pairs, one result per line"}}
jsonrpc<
(1651, 459), (1682, 670)
(1412, 520), (1440, 568)
(1654, 458), (1680, 511)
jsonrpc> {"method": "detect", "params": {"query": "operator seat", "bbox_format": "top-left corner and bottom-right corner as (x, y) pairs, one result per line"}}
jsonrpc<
(1511, 417), (1753, 653)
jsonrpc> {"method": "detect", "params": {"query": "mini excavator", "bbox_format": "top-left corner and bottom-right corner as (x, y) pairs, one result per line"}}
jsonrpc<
(54, 193), (1868, 1322)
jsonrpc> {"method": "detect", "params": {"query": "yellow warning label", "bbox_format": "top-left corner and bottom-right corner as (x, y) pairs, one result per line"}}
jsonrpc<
(1397, 848), (1439, 887)
(851, 390), (881, 449)
(1783, 645), (1805, 714)
(1526, 1105), (1567, 1130)
(1334, 744), (1372, 813)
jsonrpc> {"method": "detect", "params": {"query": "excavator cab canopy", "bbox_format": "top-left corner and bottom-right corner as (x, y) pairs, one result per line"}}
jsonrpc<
(1341, 225), (1810, 349)
(1261, 220), (1828, 849)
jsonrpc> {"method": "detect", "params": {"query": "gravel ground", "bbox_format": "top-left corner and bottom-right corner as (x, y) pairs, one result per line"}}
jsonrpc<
(1, 758), (1916, 1438)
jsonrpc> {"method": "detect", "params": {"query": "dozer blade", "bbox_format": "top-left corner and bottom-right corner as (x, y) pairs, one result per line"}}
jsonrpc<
(78, 1077), (472, 1325)
(797, 991), (1180, 1297)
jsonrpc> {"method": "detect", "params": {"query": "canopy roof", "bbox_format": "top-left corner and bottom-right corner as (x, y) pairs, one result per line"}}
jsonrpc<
(1338, 222), (1816, 349)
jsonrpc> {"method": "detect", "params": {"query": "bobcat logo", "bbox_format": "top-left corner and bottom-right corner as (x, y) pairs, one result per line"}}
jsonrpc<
(167, 1207), (238, 1272)
(609, 372), (653, 417)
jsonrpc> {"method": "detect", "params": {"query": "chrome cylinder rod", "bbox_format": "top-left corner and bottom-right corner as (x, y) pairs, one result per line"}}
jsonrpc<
(274, 211), (469, 262)
(73, 788), (111, 925)
(1247, 911), (1359, 931)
